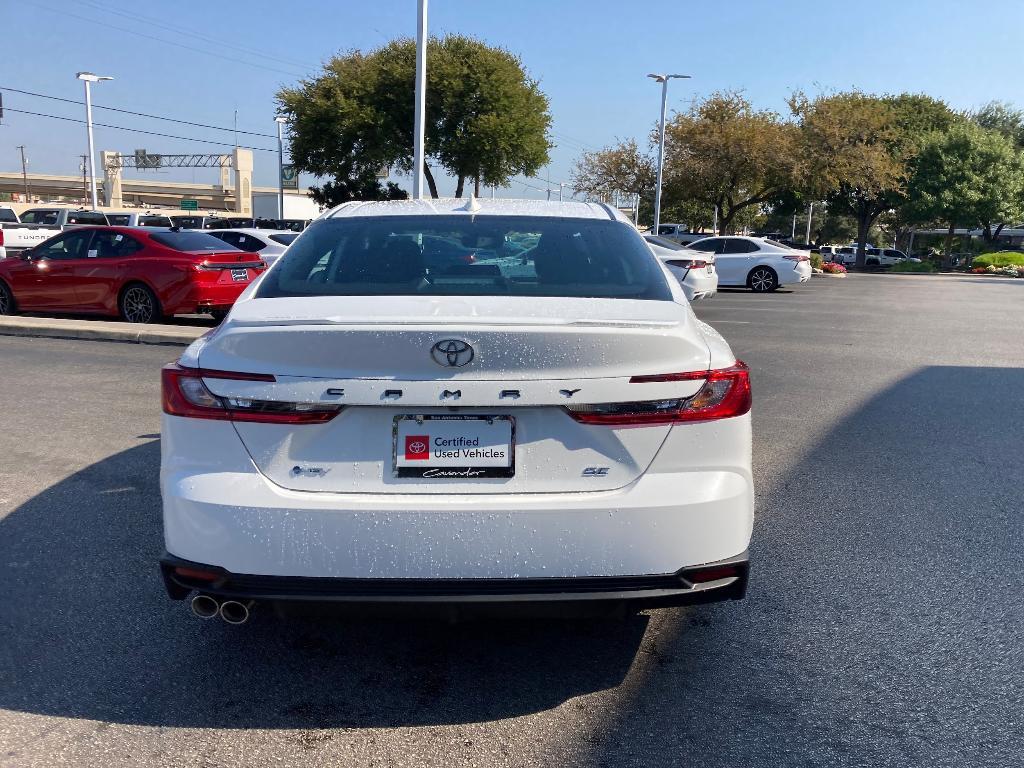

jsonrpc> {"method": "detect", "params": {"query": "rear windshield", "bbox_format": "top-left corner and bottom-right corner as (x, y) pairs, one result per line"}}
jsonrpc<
(68, 211), (108, 225)
(149, 232), (240, 252)
(171, 216), (204, 229)
(269, 233), (299, 246)
(20, 210), (60, 225)
(140, 216), (173, 227)
(645, 235), (687, 251)
(106, 214), (131, 225)
(257, 215), (671, 301)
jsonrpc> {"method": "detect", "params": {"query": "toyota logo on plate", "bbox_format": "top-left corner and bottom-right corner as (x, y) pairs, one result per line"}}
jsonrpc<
(430, 339), (474, 367)
(408, 440), (427, 454)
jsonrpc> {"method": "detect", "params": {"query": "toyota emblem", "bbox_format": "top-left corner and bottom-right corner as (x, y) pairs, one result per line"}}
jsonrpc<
(430, 339), (474, 367)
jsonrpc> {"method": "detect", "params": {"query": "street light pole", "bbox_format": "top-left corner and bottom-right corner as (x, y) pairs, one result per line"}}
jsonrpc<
(647, 73), (690, 233)
(275, 116), (287, 220)
(17, 145), (30, 201)
(805, 202), (814, 244)
(76, 72), (113, 209)
(412, 0), (428, 199)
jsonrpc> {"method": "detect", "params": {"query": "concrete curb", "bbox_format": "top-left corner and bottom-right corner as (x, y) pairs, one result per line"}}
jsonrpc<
(0, 316), (206, 346)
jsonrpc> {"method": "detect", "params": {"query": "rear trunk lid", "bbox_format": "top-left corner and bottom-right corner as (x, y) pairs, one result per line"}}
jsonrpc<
(196, 295), (710, 494)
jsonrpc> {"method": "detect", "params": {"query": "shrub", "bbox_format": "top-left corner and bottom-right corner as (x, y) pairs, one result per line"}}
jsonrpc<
(891, 261), (938, 273)
(810, 252), (823, 270)
(821, 262), (846, 274)
(973, 251), (1024, 269)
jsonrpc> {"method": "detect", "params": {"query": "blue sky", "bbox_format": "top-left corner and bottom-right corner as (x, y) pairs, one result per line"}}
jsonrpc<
(4, 0), (1024, 198)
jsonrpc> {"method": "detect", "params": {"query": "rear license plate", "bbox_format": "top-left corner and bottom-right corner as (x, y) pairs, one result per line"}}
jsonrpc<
(394, 415), (514, 478)
(706, 265), (714, 275)
(231, 268), (248, 282)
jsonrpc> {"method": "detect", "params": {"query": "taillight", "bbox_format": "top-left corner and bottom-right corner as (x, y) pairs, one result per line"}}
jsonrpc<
(565, 362), (751, 425)
(0, 230), (4, 247)
(161, 363), (341, 424)
(783, 254), (810, 261)
(666, 258), (708, 270)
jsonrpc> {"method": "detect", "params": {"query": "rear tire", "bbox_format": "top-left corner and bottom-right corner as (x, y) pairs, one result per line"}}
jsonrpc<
(119, 283), (163, 324)
(747, 266), (779, 292)
(0, 280), (16, 315)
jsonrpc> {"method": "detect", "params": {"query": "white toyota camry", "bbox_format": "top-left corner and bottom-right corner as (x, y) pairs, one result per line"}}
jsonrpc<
(159, 199), (754, 622)
(686, 236), (812, 291)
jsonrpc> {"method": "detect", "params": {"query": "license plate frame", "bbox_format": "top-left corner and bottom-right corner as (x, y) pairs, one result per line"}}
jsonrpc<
(231, 268), (248, 282)
(393, 415), (515, 479)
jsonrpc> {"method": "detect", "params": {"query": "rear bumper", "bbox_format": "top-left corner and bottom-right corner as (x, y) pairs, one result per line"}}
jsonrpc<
(161, 416), (754, 584)
(780, 264), (812, 285)
(160, 550), (749, 607)
(684, 270), (718, 300)
(166, 279), (254, 315)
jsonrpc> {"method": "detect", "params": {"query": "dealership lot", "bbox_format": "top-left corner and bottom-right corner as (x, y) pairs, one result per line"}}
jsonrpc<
(1, 273), (1021, 767)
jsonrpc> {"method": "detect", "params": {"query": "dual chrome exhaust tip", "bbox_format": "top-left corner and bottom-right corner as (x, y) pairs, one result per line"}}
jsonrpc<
(190, 594), (253, 624)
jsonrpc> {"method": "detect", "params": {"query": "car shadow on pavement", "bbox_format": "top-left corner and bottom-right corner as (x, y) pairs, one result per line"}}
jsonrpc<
(0, 439), (646, 729)
(579, 365), (1024, 767)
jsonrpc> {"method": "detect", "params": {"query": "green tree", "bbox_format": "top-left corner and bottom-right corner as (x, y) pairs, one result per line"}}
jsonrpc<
(791, 92), (903, 267)
(307, 171), (408, 209)
(972, 101), (1024, 149)
(277, 35), (551, 200)
(791, 91), (956, 267)
(906, 122), (1024, 264)
(570, 138), (655, 220)
(661, 92), (800, 234)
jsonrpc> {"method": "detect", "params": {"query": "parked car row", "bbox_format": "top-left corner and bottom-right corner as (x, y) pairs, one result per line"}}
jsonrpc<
(817, 244), (918, 266)
(0, 226), (265, 323)
(0, 207), (821, 332)
(0, 206), (313, 256)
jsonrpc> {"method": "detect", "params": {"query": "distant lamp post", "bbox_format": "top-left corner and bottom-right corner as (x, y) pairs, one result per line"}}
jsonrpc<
(412, 0), (428, 199)
(76, 72), (113, 209)
(274, 116), (287, 220)
(647, 72), (690, 233)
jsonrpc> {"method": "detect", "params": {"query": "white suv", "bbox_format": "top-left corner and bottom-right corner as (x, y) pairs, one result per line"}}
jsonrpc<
(159, 199), (753, 622)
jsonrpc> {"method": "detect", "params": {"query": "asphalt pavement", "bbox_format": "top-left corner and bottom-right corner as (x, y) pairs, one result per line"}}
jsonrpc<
(1, 273), (1022, 767)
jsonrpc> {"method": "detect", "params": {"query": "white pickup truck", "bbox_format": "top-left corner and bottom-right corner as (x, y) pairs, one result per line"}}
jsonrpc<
(0, 207), (109, 253)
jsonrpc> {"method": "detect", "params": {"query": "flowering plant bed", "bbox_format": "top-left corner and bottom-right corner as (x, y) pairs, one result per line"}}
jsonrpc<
(821, 263), (847, 275)
(981, 264), (1024, 278)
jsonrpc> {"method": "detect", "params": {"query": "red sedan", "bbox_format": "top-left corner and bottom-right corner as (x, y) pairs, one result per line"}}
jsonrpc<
(0, 226), (265, 323)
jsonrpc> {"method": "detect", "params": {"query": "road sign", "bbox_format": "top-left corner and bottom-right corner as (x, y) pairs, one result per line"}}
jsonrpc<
(180, 199), (199, 210)
(281, 165), (298, 189)
(134, 149), (162, 169)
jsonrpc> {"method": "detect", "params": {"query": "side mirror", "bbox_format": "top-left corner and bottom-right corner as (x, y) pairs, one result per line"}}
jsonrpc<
(20, 248), (36, 261)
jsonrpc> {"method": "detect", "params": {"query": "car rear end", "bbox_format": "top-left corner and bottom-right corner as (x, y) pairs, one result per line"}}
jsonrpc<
(146, 230), (265, 315)
(775, 245), (812, 285)
(159, 204), (753, 615)
(653, 246), (718, 300)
